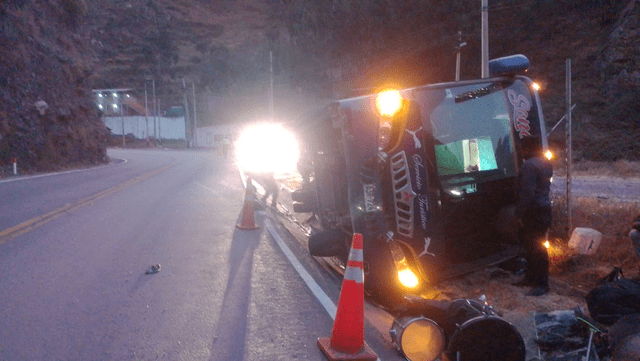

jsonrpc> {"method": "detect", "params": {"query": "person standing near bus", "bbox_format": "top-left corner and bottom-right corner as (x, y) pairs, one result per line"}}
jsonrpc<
(221, 136), (230, 158)
(514, 136), (553, 296)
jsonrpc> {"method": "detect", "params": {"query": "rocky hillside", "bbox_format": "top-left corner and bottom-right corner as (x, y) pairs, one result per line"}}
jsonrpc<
(0, 0), (108, 174)
(589, 0), (640, 160)
(86, 0), (274, 98)
(488, 0), (639, 161)
(1, 0), (638, 174)
(85, 0), (288, 127)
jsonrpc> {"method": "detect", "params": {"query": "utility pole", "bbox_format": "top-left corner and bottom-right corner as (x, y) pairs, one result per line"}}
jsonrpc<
(566, 59), (573, 239)
(151, 78), (158, 139)
(121, 94), (126, 148)
(481, 0), (489, 78)
(455, 31), (467, 81)
(152, 79), (157, 139)
(144, 83), (149, 139)
(269, 50), (274, 122)
(157, 98), (161, 143)
(192, 82), (198, 148)
(134, 104), (138, 138)
(182, 78), (191, 147)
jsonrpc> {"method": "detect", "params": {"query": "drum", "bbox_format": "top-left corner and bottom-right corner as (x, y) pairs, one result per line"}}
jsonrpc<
(445, 299), (525, 361)
(389, 316), (446, 361)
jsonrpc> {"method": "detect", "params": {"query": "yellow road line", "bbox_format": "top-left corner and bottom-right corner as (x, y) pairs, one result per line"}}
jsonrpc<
(0, 162), (178, 245)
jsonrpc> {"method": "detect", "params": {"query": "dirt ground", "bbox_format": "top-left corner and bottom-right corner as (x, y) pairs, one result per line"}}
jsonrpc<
(434, 262), (593, 320)
(433, 212), (640, 347)
(435, 219), (640, 321)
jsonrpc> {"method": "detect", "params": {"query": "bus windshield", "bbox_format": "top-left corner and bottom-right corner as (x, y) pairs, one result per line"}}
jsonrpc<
(411, 79), (535, 191)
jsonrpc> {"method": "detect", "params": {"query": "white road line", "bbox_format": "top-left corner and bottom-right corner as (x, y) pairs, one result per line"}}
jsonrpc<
(194, 182), (216, 193)
(264, 218), (338, 319)
(0, 159), (125, 184)
(264, 218), (383, 361)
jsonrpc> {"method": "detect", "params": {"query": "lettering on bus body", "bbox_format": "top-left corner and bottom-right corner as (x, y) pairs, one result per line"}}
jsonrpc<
(412, 154), (425, 192)
(508, 89), (532, 139)
(411, 153), (429, 231)
(418, 194), (429, 230)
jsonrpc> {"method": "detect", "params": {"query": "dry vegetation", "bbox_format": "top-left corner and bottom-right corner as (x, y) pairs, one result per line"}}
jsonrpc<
(437, 162), (640, 319)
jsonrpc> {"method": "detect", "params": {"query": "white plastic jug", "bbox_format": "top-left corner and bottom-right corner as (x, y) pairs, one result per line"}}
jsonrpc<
(568, 227), (603, 255)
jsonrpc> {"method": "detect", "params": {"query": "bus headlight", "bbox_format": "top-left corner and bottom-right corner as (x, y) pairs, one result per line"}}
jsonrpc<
(388, 240), (421, 289)
(376, 89), (402, 117)
(398, 267), (420, 289)
(378, 121), (392, 150)
(390, 316), (445, 361)
(376, 89), (404, 151)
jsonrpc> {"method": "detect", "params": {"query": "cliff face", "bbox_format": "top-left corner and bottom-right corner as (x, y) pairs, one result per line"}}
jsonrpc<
(590, 0), (640, 160)
(0, 0), (108, 174)
(601, 0), (640, 96)
(85, 0), (273, 94)
(0, 0), (282, 175)
(575, 0), (640, 160)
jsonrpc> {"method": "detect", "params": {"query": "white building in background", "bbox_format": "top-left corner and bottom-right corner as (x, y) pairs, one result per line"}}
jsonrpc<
(196, 124), (240, 148)
(103, 116), (186, 140)
(104, 115), (243, 146)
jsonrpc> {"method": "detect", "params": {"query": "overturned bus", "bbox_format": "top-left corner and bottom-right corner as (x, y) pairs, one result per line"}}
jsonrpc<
(291, 55), (550, 307)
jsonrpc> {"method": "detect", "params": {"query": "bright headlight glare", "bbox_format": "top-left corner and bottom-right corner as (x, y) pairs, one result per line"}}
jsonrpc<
(376, 89), (402, 117)
(545, 150), (553, 160)
(398, 267), (420, 289)
(236, 122), (300, 174)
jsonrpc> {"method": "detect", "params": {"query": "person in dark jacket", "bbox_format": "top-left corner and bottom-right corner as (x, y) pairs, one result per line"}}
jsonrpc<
(259, 172), (279, 208)
(514, 136), (553, 296)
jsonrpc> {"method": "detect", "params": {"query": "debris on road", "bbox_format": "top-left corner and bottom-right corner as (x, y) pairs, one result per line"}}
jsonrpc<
(568, 228), (603, 255)
(534, 308), (604, 361)
(145, 264), (161, 274)
(586, 267), (640, 326)
(391, 295), (526, 361)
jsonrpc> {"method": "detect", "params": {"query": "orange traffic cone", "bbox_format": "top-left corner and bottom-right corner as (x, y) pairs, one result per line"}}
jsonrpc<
(317, 233), (378, 361)
(237, 177), (260, 230)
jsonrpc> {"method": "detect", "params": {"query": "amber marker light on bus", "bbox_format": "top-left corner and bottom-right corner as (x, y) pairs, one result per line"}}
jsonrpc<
(398, 267), (420, 289)
(376, 89), (402, 117)
(388, 239), (421, 289)
(545, 150), (553, 160)
(532, 82), (541, 91)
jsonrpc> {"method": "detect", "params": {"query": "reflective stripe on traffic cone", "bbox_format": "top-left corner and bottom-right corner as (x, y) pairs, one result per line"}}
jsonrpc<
(236, 177), (260, 230)
(317, 233), (378, 361)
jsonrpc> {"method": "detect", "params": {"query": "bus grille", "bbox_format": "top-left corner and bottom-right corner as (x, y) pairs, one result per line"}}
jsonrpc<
(390, 151), (415, 238)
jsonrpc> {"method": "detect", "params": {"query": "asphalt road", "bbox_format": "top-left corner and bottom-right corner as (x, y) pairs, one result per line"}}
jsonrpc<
(0, 148), (403, 361)
(551, 175), (640, 203)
